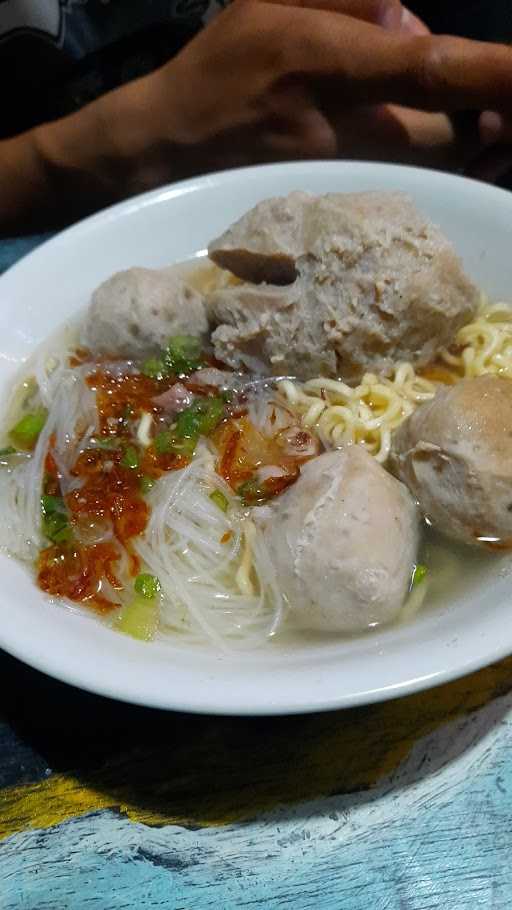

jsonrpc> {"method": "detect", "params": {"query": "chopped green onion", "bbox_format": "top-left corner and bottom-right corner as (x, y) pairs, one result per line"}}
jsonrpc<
(142, 336), (202, 380)
(116, 597), (159, 641)
(41, 494), (72, 545)
(134, 573), (161, 599)
(0, 446), (16, 463)
(41, 509), (72, 545)
(209, 489), (229, 513)
(95, 437), (119, 450)
(153, 396), (224, 458)
(154, 430), (197, 458)
(142, 357), (166, 379)
(49, 523), (73, 545)
(41, 494), (65, 515)
(175, 396), (225, 440)
(237, 478), (267, 506)
(412, 564), (428, 587)
(10, 407), (48, 451)
(139, 475), (155, 494)
(121, 445), (139, 470)
(164, 335), (202, 375)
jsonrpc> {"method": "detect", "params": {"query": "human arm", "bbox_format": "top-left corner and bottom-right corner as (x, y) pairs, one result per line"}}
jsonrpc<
(2, 0), (512, 234)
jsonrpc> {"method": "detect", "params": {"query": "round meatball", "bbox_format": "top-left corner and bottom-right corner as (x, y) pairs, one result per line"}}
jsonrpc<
(389, 375), (512, 547)
(83, 267), (209, 358)
(260, 447), (419, 633)
(209, 191), (478, 382)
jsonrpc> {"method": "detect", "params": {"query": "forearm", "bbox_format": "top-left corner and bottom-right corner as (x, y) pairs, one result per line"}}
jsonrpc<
(0, 131), (52, 235)
(0, 72), (178, 236)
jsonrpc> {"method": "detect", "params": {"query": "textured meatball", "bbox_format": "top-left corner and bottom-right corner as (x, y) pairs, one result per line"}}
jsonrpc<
(83, 267), (209, 357)
(209, 191), (310, 284)
(210, 282), (342, 377)
(260, 447), (419, 633)
(208, 191), (478, 382)
(390, 375), (512, 547)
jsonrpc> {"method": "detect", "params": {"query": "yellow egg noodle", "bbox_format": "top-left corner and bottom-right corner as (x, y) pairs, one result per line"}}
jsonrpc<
(442, 300), (512, 378)
(279, 300), (512, 464)
(278, 368), (436, 464)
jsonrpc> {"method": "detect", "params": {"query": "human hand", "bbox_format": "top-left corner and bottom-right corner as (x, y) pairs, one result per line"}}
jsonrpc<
(132, 0), (512, 182)
(310, 0), (512, 178)
(22, 0), (512, 234)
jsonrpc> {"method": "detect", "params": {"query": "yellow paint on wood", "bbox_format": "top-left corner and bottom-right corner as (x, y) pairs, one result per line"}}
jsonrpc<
(2, 657), (512, 840)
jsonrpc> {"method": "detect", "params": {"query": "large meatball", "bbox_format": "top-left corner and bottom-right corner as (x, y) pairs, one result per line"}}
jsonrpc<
(83, 267), (209, 357)
(260, 447), (419, 633)
(390, 375), (512, 547)
(209, 191), (310, 284)
(209, 282), (340, 377)
(208, 191), (478, 382)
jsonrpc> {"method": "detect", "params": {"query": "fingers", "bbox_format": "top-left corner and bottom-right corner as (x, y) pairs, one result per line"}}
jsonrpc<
(329, 101), (471, 169)
(479, 110), (512, 146)
(270, 7), (512, 113)
(264, 0), (403, 28)
(467, 112), (512, 183)
(263, 0), (428, 34)
(259, 77), (339, 157)
(399, 7), (429, 36)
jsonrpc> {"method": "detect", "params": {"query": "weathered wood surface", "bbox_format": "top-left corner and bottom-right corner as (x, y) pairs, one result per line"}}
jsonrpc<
(1, 237), (512, 908)
(1, 649), (512, 909)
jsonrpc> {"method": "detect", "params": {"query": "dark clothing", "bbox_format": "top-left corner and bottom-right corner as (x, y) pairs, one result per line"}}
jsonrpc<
(409, 0), (512, 43)
(0, 1), (223, 138)
(1, 0), (511, 140)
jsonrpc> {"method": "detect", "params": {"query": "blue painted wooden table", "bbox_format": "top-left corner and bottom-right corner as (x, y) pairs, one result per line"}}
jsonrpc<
(1, 235), (512, 910)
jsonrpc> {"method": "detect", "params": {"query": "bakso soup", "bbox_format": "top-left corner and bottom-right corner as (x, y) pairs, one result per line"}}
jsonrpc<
(1, 190), (510, 650)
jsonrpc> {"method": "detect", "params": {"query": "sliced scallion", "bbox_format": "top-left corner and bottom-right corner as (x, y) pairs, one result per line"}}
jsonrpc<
(209, 489), (229, 513)
(134, 573), (161, 600)
(41, 495), (72, 545)
(0, 446), (16, 463)
(142, 357), (166, 379)
(412, 564), (428, 587)
(139, 475), (155, 494)
(121, 445), (139, 470)
(95, 437), (119, 450)
(175, 396), (224, 440)
(154, 431), (197, 458)
(164, 335), (202, 375)
(10, 408), (48, 451)
(116, 597), (158, 641)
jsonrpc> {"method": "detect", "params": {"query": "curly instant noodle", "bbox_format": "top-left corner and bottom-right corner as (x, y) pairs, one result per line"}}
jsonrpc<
(279, 300), (512, 464)
(441, 300), (512, 379)
(278, 366), (436, 463)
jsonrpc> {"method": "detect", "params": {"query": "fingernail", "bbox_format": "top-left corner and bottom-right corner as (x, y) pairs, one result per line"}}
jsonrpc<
(400, 7), (430, 35)
(479, 111), (504, 146)
(381, 2), (403, 31)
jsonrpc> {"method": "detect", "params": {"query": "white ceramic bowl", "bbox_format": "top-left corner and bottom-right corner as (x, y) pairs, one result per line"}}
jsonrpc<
(1, 161), (512, 715)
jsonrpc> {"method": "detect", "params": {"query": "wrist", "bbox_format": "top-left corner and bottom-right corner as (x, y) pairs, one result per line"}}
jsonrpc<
(32, 70), (182, 215)
(94, 70), (179, 191)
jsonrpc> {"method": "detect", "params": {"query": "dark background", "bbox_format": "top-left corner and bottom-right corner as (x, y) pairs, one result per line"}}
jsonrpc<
(411, 0), (512, 42)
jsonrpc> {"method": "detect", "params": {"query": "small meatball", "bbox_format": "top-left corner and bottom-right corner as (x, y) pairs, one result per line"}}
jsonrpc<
(389, 375), (512, 547)
(208, 192), (478, 382)
(83, 267), (209, 357)
(260, 447), (419, 633)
